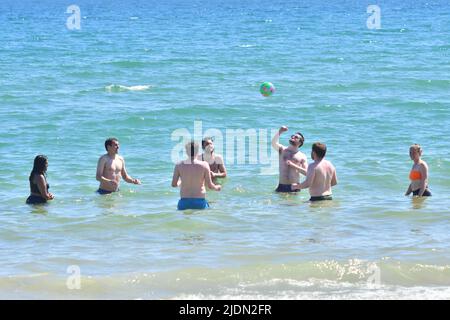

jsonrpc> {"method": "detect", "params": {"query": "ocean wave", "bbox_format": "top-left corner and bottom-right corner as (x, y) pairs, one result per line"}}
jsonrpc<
(2, 260), (450, 299)
(105, 84), (152, 92)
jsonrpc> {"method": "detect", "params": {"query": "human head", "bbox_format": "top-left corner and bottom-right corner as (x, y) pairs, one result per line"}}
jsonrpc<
(289, 132), (305, 148)
(409, 144), (422, 161)
(105, 137), (119, 153)
(30, 155), (48, 180)
(202, 137), (214, 153)
(185, 141), (199, 159)
(311, 142), (327, 160)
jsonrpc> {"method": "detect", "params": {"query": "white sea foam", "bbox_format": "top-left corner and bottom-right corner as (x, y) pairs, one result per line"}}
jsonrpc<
(105, 84), (152, 92)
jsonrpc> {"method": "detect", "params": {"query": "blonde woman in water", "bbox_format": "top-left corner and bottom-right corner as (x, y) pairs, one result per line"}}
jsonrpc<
(405, 144), (432, 197)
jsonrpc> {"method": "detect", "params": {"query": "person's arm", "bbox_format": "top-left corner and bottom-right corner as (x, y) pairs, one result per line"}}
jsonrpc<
(286, 159), (307, 176)
(171, 165), (180, 188)
(405, 184), (412, 196)
(205, 166), (221, 191)
(121, 158), (141, 185)
(36, 175), (53, 200)
(211, 155), (227, 178)
(96, 156), (113, 183)
(331, 168), (337, 187)
(272, 126), (287, 153)
(417, 163), (428, 197)
(292, 166), (315, 191)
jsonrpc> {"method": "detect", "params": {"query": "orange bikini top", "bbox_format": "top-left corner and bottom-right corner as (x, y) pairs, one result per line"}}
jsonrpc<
(409, 170), (422, 180)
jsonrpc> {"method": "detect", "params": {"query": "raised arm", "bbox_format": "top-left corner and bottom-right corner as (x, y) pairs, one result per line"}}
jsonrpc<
(272, 126), (288, 153)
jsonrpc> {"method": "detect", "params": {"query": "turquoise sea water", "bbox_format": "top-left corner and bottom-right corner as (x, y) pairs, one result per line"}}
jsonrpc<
(0, 0), (450, 299)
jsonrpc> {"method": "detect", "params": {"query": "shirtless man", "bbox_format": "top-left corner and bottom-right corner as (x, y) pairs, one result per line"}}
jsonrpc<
(272, 126), (308, 192)
(172, 141), (221, 210)
(96, 137), (141, 194)
(197, 137), (227, 182)
(291, 142), (337, 201)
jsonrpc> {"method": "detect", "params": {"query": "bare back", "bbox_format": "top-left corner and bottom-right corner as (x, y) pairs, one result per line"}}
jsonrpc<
(176, 160), (210, 198)
(308, 159), (336, 197)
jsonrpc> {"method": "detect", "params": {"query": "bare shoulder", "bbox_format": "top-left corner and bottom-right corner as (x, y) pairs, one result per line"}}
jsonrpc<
(215, 154), (224, 164)
(325, 159), (335, 169)
(199, 160), (210, 169)
(175, 161), (184, 167)
(98, 154), (109, 165)
(36, 174), (46, 183)
(419, 160), (428, 170)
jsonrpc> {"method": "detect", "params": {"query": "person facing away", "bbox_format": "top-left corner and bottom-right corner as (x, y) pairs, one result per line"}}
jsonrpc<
(197, 137), (227, 182)
(291, 142), (337, 201)
(172, 141), (221, 210)
(26, 155), (54, 204)
(96, 137), (141, 194)
(405, 144), (431, 197)
(271, 125), (308, 192)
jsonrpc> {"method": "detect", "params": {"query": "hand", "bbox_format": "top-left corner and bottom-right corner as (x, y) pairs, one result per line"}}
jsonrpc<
(48, 193), (55, 200)
(215, 185), (222, 191)
(279, 126), (288, 134)
(286, 160), (295, 167)
(291, 184), (300, 191)
(132, 178), (141, 185)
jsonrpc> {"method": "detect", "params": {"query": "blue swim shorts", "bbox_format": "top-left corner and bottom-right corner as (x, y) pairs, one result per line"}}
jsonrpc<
(177, 198), (210, 210)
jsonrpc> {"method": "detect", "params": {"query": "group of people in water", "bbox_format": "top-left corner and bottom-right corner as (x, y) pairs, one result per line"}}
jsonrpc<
(26, 126), (432, 209)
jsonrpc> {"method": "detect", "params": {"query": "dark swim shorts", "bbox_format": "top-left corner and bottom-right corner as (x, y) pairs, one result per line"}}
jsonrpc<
(96, 188), (117, 195)
(26, 195), (47, 205)
(412, 189), (432, 197)
(310, 195), (333, 202)
(275, 184), (299, 193)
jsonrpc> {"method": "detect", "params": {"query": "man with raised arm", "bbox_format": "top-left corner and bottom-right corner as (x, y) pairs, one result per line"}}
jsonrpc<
(271, 126), (308, 192)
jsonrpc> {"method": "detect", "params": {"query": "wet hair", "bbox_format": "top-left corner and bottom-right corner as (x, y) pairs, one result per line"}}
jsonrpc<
(312, 142), (327, 159)
(185, 141), (199, 159)
(105, 137), (118, 151)
(29, 155), (48, 182)
(201, 137), (214, 149)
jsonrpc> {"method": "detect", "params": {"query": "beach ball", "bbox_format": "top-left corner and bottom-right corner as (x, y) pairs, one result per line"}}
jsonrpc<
(260, 82), (275, 97)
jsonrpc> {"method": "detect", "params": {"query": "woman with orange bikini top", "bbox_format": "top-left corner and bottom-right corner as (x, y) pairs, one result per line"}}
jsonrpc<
(405, 144), (431, 197)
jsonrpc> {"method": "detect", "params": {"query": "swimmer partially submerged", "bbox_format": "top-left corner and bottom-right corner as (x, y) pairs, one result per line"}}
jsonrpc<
(172, 141), (221, 210)
(405, 144), (431, 197)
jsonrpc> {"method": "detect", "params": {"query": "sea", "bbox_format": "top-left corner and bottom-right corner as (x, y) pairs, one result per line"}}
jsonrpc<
(0, 0), (449, 299)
